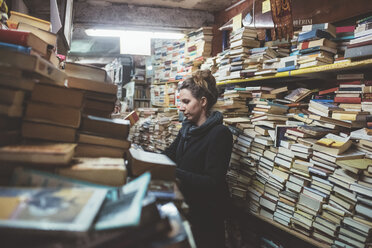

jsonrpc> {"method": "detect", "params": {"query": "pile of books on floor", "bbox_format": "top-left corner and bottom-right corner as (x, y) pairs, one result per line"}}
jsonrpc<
(345, 15), (372, 60)
(131, 114), (181, 153)
(225, 74), (372, 247)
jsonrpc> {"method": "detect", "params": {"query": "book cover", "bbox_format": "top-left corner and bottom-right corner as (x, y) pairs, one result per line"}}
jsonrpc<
(0, 187), (107, 233)
(129, 148), (176, 180)
(0, 29), (48, 56)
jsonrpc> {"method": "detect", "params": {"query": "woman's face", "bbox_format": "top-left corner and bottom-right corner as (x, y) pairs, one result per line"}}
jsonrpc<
(179, 89), (206, 124)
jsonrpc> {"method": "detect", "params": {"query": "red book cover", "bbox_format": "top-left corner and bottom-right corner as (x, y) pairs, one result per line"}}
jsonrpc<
(0, 29), (46, 55)
(364, 80), (372, 86)
(319, 87), (338, 95)
(336, 26), (355, 33)
(347, 39), (372, 49)
(334, 97), (361, 104)
(338, 81), (362, 85)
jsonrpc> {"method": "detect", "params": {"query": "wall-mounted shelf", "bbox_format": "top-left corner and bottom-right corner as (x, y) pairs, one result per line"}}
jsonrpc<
(216, 58), (372, 86)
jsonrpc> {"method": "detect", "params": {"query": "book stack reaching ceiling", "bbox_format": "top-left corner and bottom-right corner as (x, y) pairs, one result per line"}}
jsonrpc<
(224, 72), (372, 247)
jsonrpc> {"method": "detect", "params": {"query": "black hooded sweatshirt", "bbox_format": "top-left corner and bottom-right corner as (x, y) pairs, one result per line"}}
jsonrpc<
(164, 111), (233, 217)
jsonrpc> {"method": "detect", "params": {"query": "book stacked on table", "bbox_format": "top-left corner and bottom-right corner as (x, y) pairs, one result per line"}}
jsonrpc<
(215, 88), (252, 117)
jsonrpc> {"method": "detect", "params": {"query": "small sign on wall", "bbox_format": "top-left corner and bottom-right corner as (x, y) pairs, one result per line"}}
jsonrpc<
(262, 0), (271, 14)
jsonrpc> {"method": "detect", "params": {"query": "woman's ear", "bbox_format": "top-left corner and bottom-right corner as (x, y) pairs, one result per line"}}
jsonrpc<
(200, 96), (208, 109)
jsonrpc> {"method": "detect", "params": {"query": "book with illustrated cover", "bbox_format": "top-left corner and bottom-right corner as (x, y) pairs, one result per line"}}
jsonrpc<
(0, 187), (107, 234)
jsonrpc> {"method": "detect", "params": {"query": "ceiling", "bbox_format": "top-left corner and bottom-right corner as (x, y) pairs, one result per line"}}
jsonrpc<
(81, 0), (237, 11)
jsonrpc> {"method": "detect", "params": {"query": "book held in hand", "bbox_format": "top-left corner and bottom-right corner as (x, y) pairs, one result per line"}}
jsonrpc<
(128, 148), (176, 180)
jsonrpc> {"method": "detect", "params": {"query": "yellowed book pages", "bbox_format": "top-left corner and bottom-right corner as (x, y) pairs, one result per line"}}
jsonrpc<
(57, 158), (127, 186)
(0, 197), (21, 219)
(9, 11), (51, 31)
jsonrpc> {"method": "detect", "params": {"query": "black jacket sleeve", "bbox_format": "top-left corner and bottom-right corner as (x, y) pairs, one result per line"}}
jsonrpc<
(176, 125), (233, 192)
(163, 131), (181, 162)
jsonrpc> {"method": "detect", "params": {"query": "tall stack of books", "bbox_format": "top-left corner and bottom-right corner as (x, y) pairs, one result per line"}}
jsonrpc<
(214, 49), (231, 81)
(296, 23), (337, 69)
(186, 27), (213, 63)
(362, 80), (372, 114)
(333, 25), (355, 62)
(227, 27), (259, 80)
(345, 15), (372, 60)
(332, 73), (368, 125)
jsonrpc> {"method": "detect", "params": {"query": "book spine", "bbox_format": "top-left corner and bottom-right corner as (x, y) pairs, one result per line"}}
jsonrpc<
(318, 87), (338, 95)
(0, 29), (29, 47)
(334, 97), (362, 104)
(0, 41), (31, 54)
(336, 26), (355, 33)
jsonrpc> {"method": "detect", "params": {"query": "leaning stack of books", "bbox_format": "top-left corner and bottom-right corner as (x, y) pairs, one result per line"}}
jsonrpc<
(227, 27), (260, 80)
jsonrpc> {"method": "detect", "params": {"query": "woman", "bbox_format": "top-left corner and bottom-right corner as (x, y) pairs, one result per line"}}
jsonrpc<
(164, 70), (233, 248)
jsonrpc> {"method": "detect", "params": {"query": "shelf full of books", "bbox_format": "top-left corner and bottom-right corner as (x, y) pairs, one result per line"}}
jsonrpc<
(220, 70), (372, 248)
(197, 17), (372, 87)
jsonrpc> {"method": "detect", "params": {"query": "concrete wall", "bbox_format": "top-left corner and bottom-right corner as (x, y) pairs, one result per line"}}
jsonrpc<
(73, 1), (214, 31)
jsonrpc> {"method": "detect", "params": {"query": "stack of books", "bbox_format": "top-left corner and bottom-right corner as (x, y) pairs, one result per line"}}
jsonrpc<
(76, 115), (130, 158)
(213, 49), (231, 81)
(296, 23), (337, 69)
(215, 88), (252, 117)
(333, 25), (355, 62)
(131, 114), (181, 153)
(64, 62), (117, 118)
(332, 73), (369, 126)
(222, 79), (372, 247)
(4, 11), (59, 67)
(22, 83), (83, 143)
(345, 15), (372, 60)
(362, 80), (372, 114)
(227, 27), (260, 80)
(186, 27), (213, 63)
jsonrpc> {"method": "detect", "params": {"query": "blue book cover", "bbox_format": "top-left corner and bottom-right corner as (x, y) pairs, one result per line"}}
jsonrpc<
(277, 65), (298, 72)
(251, 47), (268, 53)
(298, 29), (334, 43)
(0, 41), (31, 54)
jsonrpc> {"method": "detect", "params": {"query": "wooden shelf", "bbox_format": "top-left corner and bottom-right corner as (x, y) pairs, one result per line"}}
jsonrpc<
(250, 213), (330, 248)
(216, 58), (372, 86)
